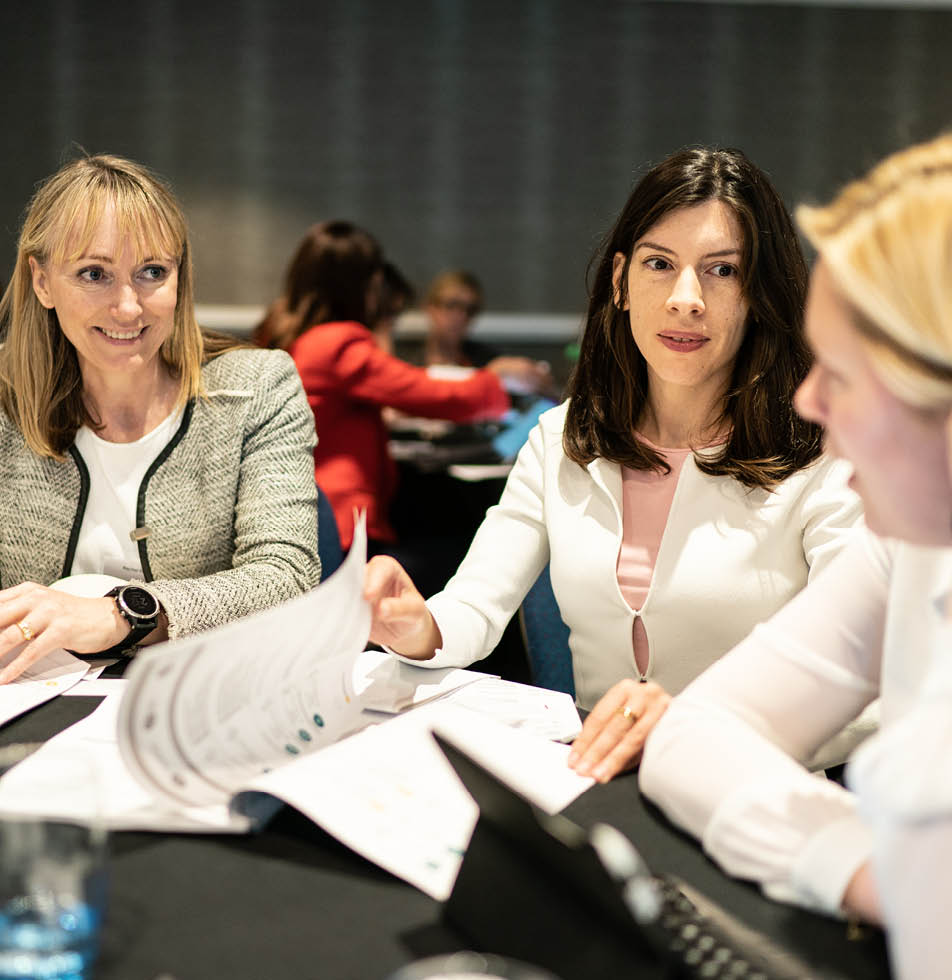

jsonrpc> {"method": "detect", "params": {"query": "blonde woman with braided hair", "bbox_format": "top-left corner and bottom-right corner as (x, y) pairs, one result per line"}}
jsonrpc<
(640, 133), (952, 979)
(0, 153), (320, 682)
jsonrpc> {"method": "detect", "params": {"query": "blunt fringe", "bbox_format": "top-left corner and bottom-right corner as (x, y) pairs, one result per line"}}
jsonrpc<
(0, 152), (243, 459)
(564, 146), (821, 489)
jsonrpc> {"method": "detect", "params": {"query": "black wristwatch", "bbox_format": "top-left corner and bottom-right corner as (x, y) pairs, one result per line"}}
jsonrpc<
(103, 585), (161, 656)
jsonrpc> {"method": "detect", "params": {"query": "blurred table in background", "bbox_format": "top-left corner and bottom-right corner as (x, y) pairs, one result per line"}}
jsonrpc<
(389, 419), (530, 686)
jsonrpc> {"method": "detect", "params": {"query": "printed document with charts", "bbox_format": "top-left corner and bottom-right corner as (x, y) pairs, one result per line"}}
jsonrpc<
(0, 514), (592, 900)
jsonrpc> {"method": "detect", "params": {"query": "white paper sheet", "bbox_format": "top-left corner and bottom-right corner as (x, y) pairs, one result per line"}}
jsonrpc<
(0, 511), (593, 889)
(239, 701), (593, 899)
(447, 463), (515, 482)
(63, 677), (127, 698)
(0, 695), (243, 832)
(75, 660), (118, 682)
(352, 648), (495, 712)
(0, 689), (592, 865)
(438, 677), (582, 742)
(0, 648), (88, 726)
(117, 517), (372, 811)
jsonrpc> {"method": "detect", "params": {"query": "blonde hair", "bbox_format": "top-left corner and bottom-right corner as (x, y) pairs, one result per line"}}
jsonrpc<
(797, 133), (952, 411)
(0, 153), (206, 458)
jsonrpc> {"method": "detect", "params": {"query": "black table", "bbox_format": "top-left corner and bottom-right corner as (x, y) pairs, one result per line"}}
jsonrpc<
(1, 695), (890, 980)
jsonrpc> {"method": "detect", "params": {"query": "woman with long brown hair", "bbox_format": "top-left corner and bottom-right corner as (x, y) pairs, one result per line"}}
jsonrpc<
(257, 220), (510, 559)
(365, 146), (863, 778)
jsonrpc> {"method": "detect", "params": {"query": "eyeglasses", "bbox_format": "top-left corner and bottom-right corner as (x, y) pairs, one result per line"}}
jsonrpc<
(434, 298), (481, 317)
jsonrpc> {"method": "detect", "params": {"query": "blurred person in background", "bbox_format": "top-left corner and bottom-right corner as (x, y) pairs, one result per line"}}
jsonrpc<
(369, 261), (414, 357)
(423, 268), (555, 398)
(256, 221), (510, 567)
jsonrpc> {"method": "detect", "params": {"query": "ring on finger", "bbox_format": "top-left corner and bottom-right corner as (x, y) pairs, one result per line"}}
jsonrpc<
(617, 703), (641, 724)
(16, 620), (35, 643)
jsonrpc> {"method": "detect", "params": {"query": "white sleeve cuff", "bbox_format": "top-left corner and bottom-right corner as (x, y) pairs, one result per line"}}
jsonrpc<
(702, 773), (872, 916)
(788, 812), (873, 915)
(385, 597), (483, 670)
(388, 648), (446, 669)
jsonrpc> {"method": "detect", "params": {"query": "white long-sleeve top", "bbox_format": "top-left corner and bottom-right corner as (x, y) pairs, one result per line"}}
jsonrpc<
(848, 612), (952, 979)
(639, 530), (952, 927)
(420, 401), (863, 710)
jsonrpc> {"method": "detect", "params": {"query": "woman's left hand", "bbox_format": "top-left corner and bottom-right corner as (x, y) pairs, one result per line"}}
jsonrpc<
(841, 860), (883, 925)
(567, 679), (671, 782)
(0, 582), (129, 684)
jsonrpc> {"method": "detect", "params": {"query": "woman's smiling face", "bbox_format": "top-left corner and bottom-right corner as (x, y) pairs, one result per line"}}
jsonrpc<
(613, 199), (749, 406)
(29, 200), (179, 385)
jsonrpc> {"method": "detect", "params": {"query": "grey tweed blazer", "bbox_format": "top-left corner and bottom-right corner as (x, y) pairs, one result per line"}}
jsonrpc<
(0, 348), (320, 639)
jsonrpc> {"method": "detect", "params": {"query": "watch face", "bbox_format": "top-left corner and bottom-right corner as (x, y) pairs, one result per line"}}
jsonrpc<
(119, 586), (160, 620)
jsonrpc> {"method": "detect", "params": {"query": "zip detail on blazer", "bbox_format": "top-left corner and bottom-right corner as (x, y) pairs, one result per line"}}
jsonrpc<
(61, 402), (194, 583)
(63, 447), (91, 578)
(135, 401), (194, 581)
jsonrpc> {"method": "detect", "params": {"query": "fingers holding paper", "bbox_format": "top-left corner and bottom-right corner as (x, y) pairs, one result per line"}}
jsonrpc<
(363, 556), (442, 660)
(567, 679), (671, 783)
(0, 581), (128, 684)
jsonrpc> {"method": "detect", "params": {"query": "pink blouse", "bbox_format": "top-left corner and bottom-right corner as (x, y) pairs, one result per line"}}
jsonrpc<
(616, 443), (694, 675)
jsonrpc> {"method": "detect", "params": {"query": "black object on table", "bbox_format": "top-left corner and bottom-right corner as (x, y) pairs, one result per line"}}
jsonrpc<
(438, 731), (890, 980)
(0, 694), (890, 980)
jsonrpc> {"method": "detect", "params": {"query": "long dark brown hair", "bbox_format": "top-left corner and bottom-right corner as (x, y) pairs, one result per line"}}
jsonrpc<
(255, 220), (383, 349)
(564, 146), (820, 489)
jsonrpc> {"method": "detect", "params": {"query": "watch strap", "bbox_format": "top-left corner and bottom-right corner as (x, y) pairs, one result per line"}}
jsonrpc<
(102, 585), (159, 656)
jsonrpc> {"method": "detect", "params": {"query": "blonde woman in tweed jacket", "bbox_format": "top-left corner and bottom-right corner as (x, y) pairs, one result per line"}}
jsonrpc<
(0, 154), (320, 683)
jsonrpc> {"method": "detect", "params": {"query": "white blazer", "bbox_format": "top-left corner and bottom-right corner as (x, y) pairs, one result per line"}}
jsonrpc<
(426, 401), (863, 710)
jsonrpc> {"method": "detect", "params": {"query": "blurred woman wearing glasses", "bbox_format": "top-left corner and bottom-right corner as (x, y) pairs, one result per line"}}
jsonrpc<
(423, 269), (554, 396)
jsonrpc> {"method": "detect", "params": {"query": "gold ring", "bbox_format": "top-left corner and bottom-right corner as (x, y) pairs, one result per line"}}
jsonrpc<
(16, 620), (35, 643)
(618, 704), (640, 724)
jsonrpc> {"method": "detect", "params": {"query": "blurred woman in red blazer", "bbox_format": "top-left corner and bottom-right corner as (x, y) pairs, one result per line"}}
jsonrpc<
(256, 220), (509, 555)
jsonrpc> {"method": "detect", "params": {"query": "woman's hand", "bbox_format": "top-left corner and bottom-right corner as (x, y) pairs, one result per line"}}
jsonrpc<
(363, 556), (442, 659)
(567, 679), (671, 782)
(0, 582), (131, 684)
(487, 356), (555, 396)
(841, 860), (883, 925)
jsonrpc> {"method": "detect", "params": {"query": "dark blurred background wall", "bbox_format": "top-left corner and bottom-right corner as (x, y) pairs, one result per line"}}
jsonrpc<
(1, 0), (950, 319)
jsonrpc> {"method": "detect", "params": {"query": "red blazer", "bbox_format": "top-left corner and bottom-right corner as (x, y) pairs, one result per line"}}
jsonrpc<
(290, 321), (509, 549)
